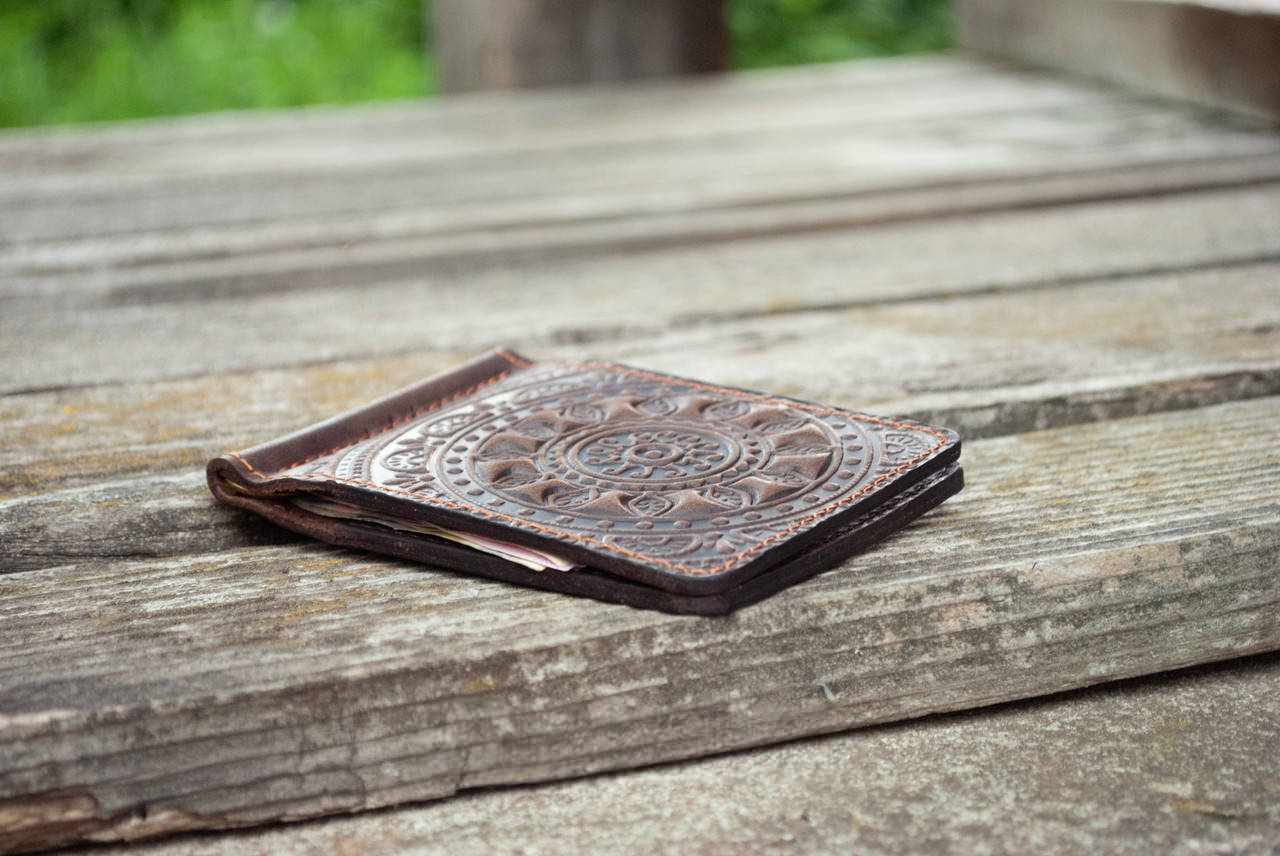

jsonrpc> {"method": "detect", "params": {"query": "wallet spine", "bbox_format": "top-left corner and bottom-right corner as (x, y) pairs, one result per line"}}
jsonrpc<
(207, 348), (530, 496)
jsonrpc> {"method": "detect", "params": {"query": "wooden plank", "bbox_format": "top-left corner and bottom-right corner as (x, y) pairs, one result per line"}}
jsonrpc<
(4, 362), (1274, 574)
(0, 57), (1153, 189)
(4, 98), (1276, 258)
(7, 154), (1280, 297)
(0, 55), (984, 162)
(0, 60), (1112, 230)
(3, 259), (1278, 504)
(958, 0), (1280, 119)
(3, 184), (1279, 394)
(73, 654), (1280, 855)
(2, 61), (1277, 248)
(2, 54), (1277, 853)
(3, 398), (1278, 850)
(0, 474), (299, 574)
(432, 0), (727, 92)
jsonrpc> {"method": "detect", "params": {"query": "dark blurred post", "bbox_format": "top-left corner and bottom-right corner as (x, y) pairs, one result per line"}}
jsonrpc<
(432, 0), (728, 92)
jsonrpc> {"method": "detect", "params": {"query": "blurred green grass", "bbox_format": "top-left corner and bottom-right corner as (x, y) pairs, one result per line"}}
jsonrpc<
(0, 0), (951, 128)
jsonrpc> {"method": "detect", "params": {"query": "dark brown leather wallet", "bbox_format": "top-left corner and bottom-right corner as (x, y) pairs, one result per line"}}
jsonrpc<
(208, 349), (962, 614)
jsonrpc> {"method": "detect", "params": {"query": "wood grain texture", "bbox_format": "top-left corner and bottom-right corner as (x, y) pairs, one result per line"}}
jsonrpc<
(4, 114), (1277, 293)
(0, 473), (299, 573)
(3, 262), (1278, 563)
(4, 185), (1280, 395)
(3, 398), (1278, 850)
(3, 55), (1279, 852)
(959, 0), (1280, 119)
(8, 157), (1280, 307)
(0, 56), (1235, 192)
(4, 362), (1275, 571)
(3, 56), (1277, 275)
(78, 653), (1280, 856)
(0, 57), (1120, 243)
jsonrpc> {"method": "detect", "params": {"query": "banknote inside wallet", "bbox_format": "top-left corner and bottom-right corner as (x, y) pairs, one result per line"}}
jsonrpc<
(291, 495), (578, 572)
(220, 479), (577, 572)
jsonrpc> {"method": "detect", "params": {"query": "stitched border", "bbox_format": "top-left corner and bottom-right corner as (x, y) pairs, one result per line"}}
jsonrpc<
(228, 351), (951, 576)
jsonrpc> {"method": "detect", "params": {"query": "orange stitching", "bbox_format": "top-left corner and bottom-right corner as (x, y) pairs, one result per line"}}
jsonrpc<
(493, 348), (533, 369)
(227, 355), (951, 576)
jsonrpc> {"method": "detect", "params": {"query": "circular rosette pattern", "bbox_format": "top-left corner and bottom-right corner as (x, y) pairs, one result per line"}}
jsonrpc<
(362, 366), (892, 572)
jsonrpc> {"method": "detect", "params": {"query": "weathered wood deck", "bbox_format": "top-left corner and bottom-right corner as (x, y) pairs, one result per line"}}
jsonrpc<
(2, 55), (1278, 852)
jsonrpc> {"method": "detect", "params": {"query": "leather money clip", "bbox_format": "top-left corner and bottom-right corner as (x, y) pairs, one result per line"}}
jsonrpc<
(208, 349), (963, 614)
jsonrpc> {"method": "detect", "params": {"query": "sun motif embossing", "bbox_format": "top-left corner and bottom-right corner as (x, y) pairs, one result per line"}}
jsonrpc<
(580, 430), (726, 479)
(362, 370), (884, 555)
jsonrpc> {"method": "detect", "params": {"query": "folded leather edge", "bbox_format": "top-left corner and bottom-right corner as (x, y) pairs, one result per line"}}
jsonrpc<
(211, 348), (527, 477)
(207, 348), (529, 508)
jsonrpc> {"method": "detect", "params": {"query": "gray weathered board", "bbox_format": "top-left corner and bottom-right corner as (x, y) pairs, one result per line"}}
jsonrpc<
(1, 56), (1279, 852)
(83, 653), (1280, 856)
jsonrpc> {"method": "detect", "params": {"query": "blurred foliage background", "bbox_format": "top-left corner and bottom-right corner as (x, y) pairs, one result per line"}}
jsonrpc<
(0, 0), (952, 128)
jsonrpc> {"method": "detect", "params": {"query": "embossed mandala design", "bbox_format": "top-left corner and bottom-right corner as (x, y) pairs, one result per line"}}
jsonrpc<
(291, 364), (946, 574)
(577, 428), (727, 480)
